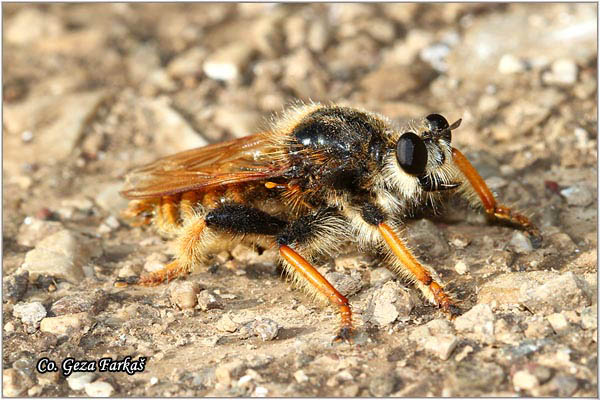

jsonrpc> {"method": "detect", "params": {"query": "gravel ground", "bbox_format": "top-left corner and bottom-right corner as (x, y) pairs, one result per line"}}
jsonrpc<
(2, 3), (597, 397)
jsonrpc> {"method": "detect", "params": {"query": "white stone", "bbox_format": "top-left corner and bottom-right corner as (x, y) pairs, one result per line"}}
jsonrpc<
(546, 313), (570, 334)
(84, 381), (114, 397)
(13, 301), (47, 329)
(40, 313), (86, 337)
(67, 372), (95, 391)
(513, 370), (539, 391)
(455, 260), (469, 275)
(498, 54), (526, 74)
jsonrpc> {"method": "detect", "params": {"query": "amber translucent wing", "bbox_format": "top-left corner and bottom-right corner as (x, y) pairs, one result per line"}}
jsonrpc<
(121, 134), (289, 199)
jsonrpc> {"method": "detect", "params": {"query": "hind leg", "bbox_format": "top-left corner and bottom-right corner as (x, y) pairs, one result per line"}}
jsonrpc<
(138, 217), (208, 286)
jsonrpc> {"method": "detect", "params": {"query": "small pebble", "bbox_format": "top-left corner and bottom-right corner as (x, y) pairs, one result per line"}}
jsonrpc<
(543, 58), (578, 86)
(149, 377), (158, 386)
(369, 267), (394, 287)
(13, 301), (47, 331)
(580, 306), (597, 330)
(169, 281), (201, 310)
(509, 231), (534, 254)
(40, 313), (86, 337)
(51, 290), (107, 315)
(365, 280), (415, 326)
(203, 43), (252, 81)
(498, 54), (526, 74)
(455, 260), (469, 275)
(369, 373), (397, 397)
(251, 318), (280, 341)
(17, 217), (63, 247)
(513, 369), (539, 391)
(454, 304), (495, 343)
(67, 372), (95, 390)
(324, 271), (362, 297)
(560, 184), (593, 207)
(449, 233), (470, 249)
(215, 360), (246, 386)
(254, 386), (268, 397)
(424, 333), (459, 361)
(196, 290), (224, 311)
(520, 271), (592, 314)
(3, 272), (29, 303)
(546, 313), (570, 334)
(216, 314), (239, 333)
(3, 368), (29, 396)
(84, 381), (114, 397)
(548, 374), (579, 397)
(294, 370), (309, 383)
(4, 321), (15, 334)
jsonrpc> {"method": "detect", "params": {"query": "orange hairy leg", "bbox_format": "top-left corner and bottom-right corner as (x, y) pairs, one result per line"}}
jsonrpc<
(378, 223), (459, 318)
(138, 260), (184, 286)
(279, 245), (353, 342)
(452, 148), (542, 246)
(138, 219), (207, 286)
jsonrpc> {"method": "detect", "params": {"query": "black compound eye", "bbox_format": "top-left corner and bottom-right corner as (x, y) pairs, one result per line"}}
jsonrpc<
(426, 114), (449, 132)
(396, 132), (428, 176)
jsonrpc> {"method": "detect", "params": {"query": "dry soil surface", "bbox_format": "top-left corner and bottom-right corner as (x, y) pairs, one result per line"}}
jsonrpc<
(2, 3), (597, 397)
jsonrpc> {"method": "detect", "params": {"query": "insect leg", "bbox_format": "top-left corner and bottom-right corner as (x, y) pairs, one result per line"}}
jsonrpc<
(279, 245), (353, 342)
(377, 223), (459, 318)
(277, 209), (354, 342)
(360, 203), (459, 318)
(452, 148), (542, 246)
(138, 217), (208, 286)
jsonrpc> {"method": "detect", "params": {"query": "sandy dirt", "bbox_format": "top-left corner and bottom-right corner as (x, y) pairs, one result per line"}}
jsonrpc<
(2, 3), (597, 397)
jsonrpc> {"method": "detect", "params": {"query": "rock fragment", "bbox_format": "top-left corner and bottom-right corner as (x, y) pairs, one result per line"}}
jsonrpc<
(13, 301), (47, 332)
(215, 360), (246, 386)
(18, 229), (101, 283)
(3, 368), (32, 396)
(509, 231), (534, 254)
(454, 304), (495, 343)
(84, 381), (114, 397)
(3, 272), (29, 304)
(324, 271), (362, 297)
(520, 271), (592, 314)
(67, 372), (96, 391)
(251, 318), (280, 341)
(580, 306), (597, 330)
(170, 281), (201, 310)
(364, 280), (415, 326)
(50, 290), (107, 316)
(203, 42), (253, 81)
(498, 54), (527, 74)
(560, 184), (593, 207)
(513, 369), (539, 391)
(40, 312), (86, 337)
(196, 291), (224, 311)
(216, 314), (239, 333)
(446, 362), (505, 392)
(546, 313), (570, 334)
(409, 319), (458, 360)
(542, 58), (578, 86)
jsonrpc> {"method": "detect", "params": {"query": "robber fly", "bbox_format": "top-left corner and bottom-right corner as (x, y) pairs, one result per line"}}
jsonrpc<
(121, 103), (541, 341)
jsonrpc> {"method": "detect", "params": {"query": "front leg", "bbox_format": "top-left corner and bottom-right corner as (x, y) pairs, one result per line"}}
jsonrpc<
(360, 204), (460, 318)
(452, 148), (542, 247)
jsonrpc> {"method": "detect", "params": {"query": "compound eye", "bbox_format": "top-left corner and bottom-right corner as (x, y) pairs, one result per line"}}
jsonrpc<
(396, 132), (428, 176)
(426, 114), (449, 132)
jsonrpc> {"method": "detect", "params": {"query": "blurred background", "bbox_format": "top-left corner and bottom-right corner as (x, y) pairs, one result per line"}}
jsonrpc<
(2, 3), (597, 397)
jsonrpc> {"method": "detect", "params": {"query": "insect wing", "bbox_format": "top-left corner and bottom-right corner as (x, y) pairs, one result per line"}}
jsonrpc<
(121, 134), (288, 199)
